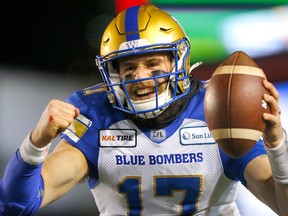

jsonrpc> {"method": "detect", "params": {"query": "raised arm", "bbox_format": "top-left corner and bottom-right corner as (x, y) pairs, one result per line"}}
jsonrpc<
(0, 99), (88, 215)
(244, 80), (288, 216)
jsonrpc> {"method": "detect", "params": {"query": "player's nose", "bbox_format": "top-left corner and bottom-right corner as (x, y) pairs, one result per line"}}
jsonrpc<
(134, 66), (152, 80)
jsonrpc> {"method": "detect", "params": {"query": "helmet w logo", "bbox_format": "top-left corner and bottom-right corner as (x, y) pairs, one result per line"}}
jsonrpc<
(127, 40), (139, 49)
(119, 38), (150, 51)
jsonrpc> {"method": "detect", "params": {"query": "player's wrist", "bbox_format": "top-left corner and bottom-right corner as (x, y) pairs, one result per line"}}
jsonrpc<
(19, 131), (51, 165)
(30, 128), (53, 148)
(263, 128), (284, 148)
(264, 129), (288, 184)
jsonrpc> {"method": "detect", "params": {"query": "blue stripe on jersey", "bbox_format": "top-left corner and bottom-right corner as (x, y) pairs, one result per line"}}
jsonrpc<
(125, 6), (140, 41)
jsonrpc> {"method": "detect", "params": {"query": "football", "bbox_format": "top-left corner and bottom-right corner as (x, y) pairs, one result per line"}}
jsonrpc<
(204, 51), (270, 158)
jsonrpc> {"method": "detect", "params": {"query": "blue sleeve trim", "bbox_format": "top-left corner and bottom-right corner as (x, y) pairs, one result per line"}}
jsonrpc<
(221, 140), (266, 186)
(0, 150), (44, 215)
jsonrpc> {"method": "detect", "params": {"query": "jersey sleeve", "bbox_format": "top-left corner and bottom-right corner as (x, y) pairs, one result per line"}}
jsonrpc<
(220, 139), (266, 186)
(60, 91), (102, 188)
(0, 150), (44, 215)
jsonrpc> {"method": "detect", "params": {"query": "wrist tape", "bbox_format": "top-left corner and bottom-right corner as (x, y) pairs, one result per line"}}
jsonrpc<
(264, 129), (288, 184)
(19, 131), (51, 165)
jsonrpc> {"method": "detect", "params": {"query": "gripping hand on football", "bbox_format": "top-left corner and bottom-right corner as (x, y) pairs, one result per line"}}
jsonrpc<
(30, 99), (80, 148)
(262, 79), (284, 148)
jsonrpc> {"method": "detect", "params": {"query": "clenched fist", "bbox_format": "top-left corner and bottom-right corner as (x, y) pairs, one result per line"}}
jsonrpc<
(31, 99), (80, 148)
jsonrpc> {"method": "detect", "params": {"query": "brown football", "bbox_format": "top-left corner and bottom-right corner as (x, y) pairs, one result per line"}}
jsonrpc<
(204, 51), (270, 158)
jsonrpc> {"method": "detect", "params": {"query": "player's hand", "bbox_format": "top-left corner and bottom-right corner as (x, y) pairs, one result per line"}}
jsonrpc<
(262, 80), (283, 148)
(31, 99), (80, 148)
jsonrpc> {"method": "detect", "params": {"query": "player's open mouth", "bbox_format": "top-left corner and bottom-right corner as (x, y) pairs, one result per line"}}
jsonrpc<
(135, 87), (156, 100)
(130, 80), (167, 101)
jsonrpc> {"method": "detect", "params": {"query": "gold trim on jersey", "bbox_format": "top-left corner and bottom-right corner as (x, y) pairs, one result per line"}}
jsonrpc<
(63, 114), (92, 143)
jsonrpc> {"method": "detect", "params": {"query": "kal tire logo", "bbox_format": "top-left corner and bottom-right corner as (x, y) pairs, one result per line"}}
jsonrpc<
(99, 129), (137, 147)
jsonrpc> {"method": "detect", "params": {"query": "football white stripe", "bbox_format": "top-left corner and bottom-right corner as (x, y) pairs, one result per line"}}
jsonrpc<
(210, 128), (263, 141)
(213, 65), (265, 77)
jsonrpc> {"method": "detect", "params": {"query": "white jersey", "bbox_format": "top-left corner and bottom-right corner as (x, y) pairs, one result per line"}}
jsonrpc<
(62, 84), (266, 216)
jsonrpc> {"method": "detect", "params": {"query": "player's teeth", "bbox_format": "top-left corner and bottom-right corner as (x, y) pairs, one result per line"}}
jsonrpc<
(137, 88), (153, 95)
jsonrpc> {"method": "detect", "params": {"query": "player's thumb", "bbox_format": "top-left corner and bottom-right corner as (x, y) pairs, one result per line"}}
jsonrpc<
(74, 108), (80, 118)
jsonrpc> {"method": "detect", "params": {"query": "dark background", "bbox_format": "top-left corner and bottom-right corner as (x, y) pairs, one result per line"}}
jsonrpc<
(0, 0), (115, 74)
(1, 1), (287, 82)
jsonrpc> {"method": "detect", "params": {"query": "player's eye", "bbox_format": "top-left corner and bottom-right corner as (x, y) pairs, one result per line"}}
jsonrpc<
(147, 61), (158, 68)
(124, 66), (135, 72)
(122, 74), (133, 81)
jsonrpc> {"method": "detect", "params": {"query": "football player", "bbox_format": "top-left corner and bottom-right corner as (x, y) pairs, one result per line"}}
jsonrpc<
(1, 4), (287, 216)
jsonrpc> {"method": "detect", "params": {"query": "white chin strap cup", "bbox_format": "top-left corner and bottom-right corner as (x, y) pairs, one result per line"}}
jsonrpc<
(129, 90), (172, 119)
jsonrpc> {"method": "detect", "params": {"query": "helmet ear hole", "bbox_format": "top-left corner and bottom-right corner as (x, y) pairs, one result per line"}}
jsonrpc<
(111, 60), (119, 72)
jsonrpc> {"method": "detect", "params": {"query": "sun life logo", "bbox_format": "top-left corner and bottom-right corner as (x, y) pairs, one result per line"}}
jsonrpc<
(182, 132), (190, 140)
